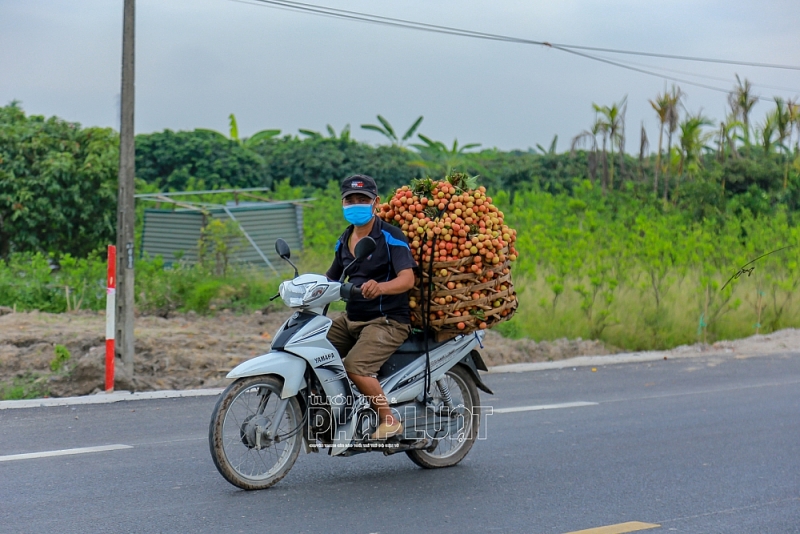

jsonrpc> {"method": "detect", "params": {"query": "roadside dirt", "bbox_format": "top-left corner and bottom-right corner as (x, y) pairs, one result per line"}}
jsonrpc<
(1, 308), (797, 398)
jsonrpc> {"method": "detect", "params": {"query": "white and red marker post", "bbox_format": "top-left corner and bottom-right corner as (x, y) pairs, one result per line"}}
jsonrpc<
(105, 245), (116, 392)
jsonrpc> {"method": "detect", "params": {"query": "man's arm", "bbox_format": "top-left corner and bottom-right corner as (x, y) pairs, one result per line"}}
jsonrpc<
(360, 268), (414, 300)
(326, 257), (343, 282)
(325, 238), (344, 281)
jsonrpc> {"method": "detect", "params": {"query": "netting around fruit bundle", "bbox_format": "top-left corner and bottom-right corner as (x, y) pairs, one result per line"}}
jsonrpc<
(410, 247), (518, 341)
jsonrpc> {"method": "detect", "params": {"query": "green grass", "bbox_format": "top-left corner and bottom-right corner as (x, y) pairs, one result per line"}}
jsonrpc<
(0, 374), (48, 401)
(500, 269), (799, 350)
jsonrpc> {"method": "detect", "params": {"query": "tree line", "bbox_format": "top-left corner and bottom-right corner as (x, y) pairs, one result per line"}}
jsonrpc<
(1, 74), (799, 259)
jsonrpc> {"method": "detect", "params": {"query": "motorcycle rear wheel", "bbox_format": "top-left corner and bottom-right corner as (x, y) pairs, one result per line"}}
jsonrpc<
(406, 364), (480, 469)
(209, 376), (302, 490)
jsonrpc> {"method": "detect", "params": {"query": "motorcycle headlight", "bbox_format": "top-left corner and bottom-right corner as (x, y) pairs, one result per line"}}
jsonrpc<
(280, 281), (309, 307)
(304, 284), (329, 304)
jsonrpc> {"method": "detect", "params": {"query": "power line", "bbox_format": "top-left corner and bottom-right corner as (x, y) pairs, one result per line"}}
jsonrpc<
(235, 0), (799, 100)
(556, 47), (788, 102)
(549, 45), (744, 97)
(594, 54), (800, 96)
(556, 43), (800, 72)
(237, 0), (800, 72)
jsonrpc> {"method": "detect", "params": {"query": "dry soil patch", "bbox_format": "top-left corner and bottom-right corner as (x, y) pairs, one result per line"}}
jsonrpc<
(1, 310), (797, 398)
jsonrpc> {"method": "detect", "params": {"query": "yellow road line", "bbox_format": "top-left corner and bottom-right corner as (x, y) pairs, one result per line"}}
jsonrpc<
(564, 521), (660, 534)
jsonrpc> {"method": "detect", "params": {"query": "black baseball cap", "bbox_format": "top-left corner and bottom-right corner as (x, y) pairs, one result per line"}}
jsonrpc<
(341, 174), (378, 200)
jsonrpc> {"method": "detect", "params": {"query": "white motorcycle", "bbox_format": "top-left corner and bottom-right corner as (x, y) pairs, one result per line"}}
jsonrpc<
(209, 237), (493, 490)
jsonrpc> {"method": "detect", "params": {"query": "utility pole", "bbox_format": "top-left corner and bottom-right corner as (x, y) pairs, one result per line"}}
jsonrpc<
(116, 0), (136, 377)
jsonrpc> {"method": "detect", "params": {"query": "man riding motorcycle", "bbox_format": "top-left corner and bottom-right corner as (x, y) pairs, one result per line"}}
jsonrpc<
(325, 174), (417, 440)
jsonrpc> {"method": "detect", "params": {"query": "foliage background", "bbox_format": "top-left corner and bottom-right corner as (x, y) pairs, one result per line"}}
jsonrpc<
(0, 102), (117, 258)
(2, 101), (799, 349)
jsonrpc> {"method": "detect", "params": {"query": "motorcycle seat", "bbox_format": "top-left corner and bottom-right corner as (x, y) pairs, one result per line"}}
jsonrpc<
(377, 332), (450, 378)
(394, 331), (449, 354)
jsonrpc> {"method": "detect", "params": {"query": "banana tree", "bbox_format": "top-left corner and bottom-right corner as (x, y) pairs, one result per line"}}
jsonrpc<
(410, 135), (482, 176)
(197, 113), (281, 147)
(299, 123), (352, 141)
(536, 135), (558, 155)
(360, 115), (424, 147)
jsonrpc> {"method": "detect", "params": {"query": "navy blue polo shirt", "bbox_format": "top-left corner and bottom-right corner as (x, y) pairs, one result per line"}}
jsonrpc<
(326, 216), (417, 324)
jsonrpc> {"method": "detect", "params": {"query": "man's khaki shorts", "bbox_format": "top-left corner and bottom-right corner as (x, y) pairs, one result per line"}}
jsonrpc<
(326, 314), (411, 377)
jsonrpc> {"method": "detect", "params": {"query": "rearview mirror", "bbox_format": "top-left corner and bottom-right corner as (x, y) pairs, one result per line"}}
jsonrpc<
(275, 238), (291, 259)
(354, 236), (376, 260)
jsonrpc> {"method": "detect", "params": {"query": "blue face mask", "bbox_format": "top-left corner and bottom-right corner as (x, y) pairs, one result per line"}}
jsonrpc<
(343, 203), (374, 226)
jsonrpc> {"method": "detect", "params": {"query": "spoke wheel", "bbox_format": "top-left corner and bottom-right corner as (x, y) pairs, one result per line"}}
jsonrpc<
(406, 364), (481, 469)
(209, 376), (302, 490)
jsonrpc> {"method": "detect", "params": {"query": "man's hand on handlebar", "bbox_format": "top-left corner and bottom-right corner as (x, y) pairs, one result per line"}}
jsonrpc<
(345, 270), (414, 301)
(360, 279), (382, 300)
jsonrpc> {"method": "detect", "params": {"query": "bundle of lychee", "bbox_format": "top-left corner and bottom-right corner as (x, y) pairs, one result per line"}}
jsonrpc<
(378, 172), (518, 339)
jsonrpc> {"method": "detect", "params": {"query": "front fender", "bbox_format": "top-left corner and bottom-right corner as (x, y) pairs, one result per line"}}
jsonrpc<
(227, 351), (307, 399)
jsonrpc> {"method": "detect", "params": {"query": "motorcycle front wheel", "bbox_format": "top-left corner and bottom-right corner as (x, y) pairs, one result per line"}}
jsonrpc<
(406, 364), (480, 469)
(209, 376), (302, 490)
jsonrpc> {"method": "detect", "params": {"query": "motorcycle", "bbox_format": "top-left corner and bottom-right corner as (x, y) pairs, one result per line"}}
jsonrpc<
(208, 236), (494, 490)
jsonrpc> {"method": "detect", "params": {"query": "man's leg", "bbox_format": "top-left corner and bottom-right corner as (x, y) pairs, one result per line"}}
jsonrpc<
(326, 314), (356, 362)
(343, 318), (411, 438)
(325, 314), (356, 404)
(348, 374), (395, 426)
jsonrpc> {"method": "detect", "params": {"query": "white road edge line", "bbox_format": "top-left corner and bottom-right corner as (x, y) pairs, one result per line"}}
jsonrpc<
(485, 349), (770, 374)
(493, 401), (599, 413)
(0, 444), (133, 462)
(0, 388), (224, 410)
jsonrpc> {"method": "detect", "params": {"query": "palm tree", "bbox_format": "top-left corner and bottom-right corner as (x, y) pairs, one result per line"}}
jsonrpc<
(678, 112), (714, 177)
(673, 111), (712, 201)
(591, 113), (611, 194)
(756, 113), (777, 155)
(593, 96), (627, 191)
(788, 99), (800, 188)
(663, 86), (684, 201)
(728, 75), (758, 147)
(773, 98), (793, 189)
(650, 91), (671, 196)
(197, 113), (281, 147)
(361, 115), (424, 147)
(571, 120), (602, 184)
(638, 122), (649, 181)
(716, 121), (728, 164)
(793, 100), (800, 156)
(715, 114), (742, 165)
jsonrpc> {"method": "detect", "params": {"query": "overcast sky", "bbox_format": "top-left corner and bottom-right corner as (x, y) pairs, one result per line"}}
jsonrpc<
(2, 0), (799, 152)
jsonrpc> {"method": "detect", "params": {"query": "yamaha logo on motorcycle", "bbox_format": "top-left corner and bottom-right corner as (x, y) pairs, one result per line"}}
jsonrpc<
(313, 353), (335, 365)
(208, 238), (494, 491)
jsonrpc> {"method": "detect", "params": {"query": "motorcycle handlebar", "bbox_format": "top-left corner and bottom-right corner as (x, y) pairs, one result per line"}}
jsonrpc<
(339, 282), (362, 301)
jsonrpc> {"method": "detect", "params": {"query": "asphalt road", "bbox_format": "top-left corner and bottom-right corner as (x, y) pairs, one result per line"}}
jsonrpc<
(1, 351), (799, 534)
